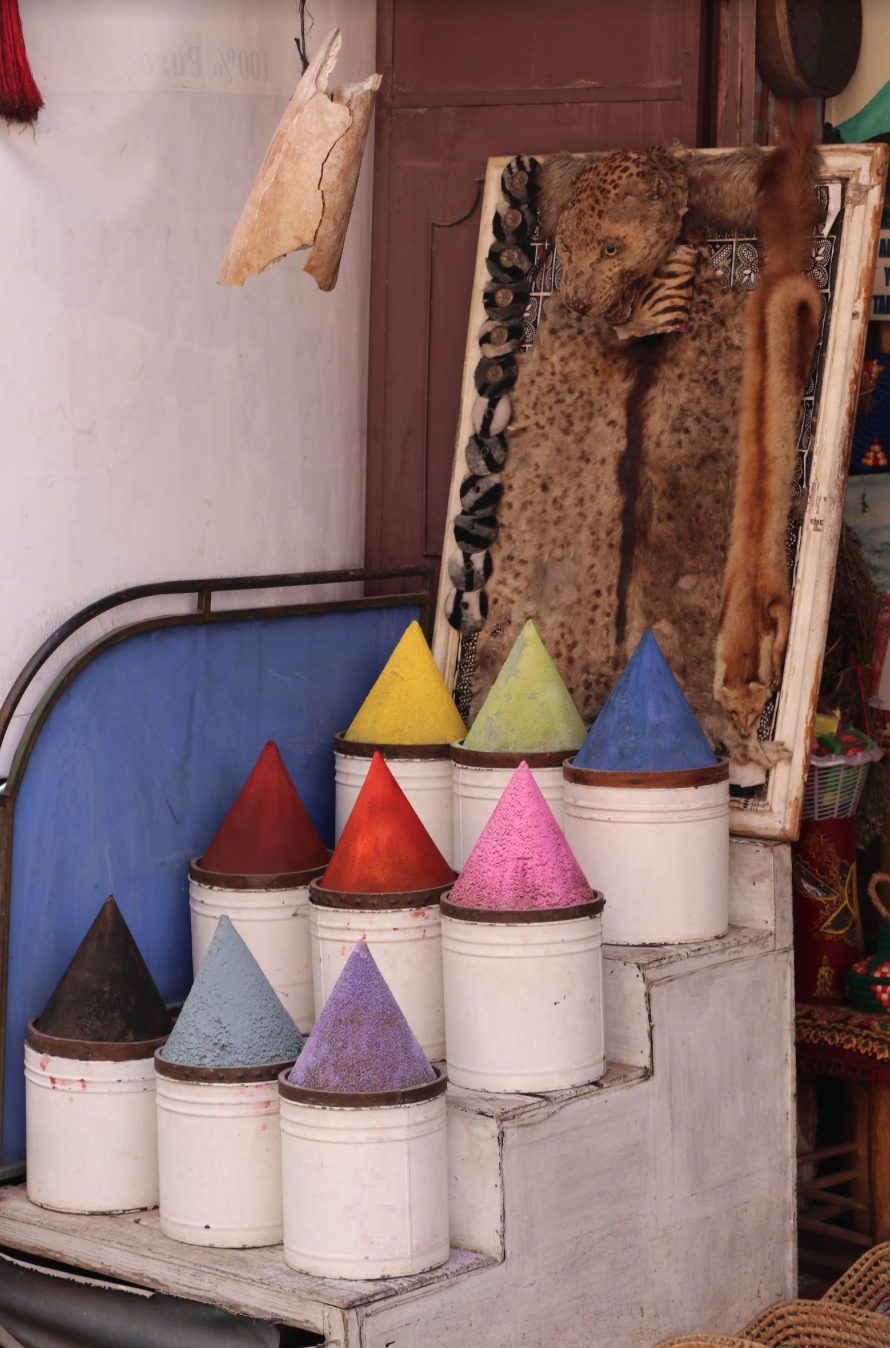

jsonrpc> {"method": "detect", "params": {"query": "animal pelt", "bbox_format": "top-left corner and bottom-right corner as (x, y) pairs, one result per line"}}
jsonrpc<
(468, 136), (823, 768)
(715, 128), (823, 752)
(538, 144), (772, 240)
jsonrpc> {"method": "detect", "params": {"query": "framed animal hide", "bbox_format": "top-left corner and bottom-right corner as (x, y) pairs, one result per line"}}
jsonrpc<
(432, 142), (888, 842)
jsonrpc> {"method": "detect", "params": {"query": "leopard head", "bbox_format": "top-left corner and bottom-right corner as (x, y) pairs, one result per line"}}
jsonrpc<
(540, 149), (689, 322)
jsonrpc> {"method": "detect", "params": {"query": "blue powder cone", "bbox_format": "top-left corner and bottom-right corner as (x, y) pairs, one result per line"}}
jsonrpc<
(574, 630), (717, 772)
(158, 916), (304, 1069)
(289, 942), (435, 1094)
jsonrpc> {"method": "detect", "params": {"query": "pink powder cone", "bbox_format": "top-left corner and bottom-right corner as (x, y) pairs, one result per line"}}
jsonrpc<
(448, 762), (595, 911)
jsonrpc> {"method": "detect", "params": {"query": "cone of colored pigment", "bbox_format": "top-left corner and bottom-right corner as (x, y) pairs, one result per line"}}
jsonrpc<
(334, 621), (465, 866)
(189, 741), (328, 1032)
(562, 630), (729, 946)
(441, 763), (605, 1093)
(278, 941), (449, 1278)
(310, 753), (455, 1060)
(25, 897), (173, 1215)
(452, 620), (586, 867)
(155, 916), (304, 1248)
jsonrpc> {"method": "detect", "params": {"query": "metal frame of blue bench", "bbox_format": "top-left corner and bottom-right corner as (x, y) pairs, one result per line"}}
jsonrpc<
(0, 564), (434, 1174)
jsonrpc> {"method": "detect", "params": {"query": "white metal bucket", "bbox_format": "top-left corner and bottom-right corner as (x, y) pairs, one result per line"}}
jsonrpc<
(309, 883), (449, 1061)
(562, 760), (730, 946)
(279, 1069), (450, 1278)
(440, 901), (606, 1093)
(155, 1060), (290, 1247)
(334, 736), (454, 866)
(25, 1037), (162, 1214)
(189, 857), (326, 1034)
(450, 746), (569, 870)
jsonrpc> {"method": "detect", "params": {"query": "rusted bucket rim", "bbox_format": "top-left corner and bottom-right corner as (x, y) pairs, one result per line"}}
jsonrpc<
(308, 878), (455, 911)
(154, 1051), (297, 1084)
(451, 741), (575, 769)
(334, 732), (451, 760)
(278, 1064), (447, 1109)
(440, 894), (604, 924)
(189, 854), (331, 891)
(27, 1018), (169, 1063)
(562, 756), (729, 790)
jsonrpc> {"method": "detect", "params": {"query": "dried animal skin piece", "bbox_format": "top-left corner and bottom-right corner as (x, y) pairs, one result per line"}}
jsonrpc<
(303, 75), (380, 291)
(714, 127), (822, 765)
(471, 148), (751, 755)
(217, 29), (380, 292)
(468, 138), (828, 770)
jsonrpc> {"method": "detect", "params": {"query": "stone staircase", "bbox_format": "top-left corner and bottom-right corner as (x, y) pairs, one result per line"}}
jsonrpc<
(0, 839), (794, 1348)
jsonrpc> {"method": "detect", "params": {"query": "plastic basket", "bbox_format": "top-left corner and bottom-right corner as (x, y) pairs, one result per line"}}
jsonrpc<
(802, 745), (883, 821)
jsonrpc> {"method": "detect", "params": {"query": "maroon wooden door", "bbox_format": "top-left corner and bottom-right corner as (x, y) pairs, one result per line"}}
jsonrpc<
(365, 0), (708, 582)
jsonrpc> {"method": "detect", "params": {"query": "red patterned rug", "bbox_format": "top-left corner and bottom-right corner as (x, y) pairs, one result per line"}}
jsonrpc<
(796, 1002), (890, 1087)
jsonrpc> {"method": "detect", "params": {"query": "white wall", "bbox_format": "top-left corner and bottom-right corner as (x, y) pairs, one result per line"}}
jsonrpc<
(827, 0), (890, 127)
(0, 0), (377, 772)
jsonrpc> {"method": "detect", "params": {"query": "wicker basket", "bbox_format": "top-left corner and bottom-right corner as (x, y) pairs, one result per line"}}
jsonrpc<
(823, 1242), (890, 1312)
(654, 1339), (760, 1347)
(802, 747), (882, 821)
(741, 1299), (890, 1346)
(653, 1301), (890, 1347)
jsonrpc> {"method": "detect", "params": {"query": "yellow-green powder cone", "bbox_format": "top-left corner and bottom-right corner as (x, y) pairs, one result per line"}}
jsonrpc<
(345, 621), (466, 745)
(463, 620), (586, 753)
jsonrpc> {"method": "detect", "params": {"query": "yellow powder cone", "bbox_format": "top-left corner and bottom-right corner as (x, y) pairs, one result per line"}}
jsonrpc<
(345, 622), (466, 745)
(463, 619), (587, 753)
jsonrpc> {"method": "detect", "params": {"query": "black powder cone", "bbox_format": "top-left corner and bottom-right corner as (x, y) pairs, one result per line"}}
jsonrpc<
(35, 897), (173, 1044)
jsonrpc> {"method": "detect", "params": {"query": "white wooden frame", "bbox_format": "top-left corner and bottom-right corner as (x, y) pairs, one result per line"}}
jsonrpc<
(432, 145), (888, 842)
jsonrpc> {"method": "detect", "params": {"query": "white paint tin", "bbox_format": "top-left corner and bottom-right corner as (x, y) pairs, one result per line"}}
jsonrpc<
(189, 856), (327, 1034)
(334, 735), (454, 866)
(279, 1069), (450, 1278)
(308, 882), (450, 1061)
(440, 899), (606, 1093)
(562, 760), (730, 946)
(25, 1030), (164, 1214)
(451, 746), (568, 870)
(155, 1057), (292, 1248)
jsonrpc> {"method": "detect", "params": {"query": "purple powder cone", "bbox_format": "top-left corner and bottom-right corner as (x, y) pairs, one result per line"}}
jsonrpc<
(288, 941), (435, 1093)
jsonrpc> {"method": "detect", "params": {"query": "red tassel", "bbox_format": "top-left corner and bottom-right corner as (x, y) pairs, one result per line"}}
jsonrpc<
(0, 0), (43, 124)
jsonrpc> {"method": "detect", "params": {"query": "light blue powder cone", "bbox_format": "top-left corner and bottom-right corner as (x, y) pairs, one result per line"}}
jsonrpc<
(158, 916), (304, 1069)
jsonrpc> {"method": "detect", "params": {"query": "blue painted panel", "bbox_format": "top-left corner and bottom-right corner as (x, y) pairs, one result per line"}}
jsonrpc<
(2, 604), (419, 1167)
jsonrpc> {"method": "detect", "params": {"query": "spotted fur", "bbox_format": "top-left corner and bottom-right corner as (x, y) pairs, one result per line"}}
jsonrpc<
(459, 143), (821, 767)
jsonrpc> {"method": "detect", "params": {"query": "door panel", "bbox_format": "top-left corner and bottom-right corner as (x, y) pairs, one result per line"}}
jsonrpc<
(390, 0), (696, 100)
(366, 0), (706, 581)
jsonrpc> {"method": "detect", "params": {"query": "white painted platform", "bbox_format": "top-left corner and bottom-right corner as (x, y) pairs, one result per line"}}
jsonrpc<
(0, 838), (795, 1347)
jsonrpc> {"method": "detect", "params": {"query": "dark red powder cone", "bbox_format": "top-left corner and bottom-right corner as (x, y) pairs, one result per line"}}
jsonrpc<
(320, 752), (455, 894)
(0, 0), (43, 124)
(201, 742), (328, 876)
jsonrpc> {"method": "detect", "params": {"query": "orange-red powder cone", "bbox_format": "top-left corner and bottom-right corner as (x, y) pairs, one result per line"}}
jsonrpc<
(201, 742), (328, 875)
(320, 752), (455, 893)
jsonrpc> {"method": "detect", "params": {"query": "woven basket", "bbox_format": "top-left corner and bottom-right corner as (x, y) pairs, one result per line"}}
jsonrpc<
(653, 1302), (890, 1348)
(654, 1339), (760, 1347)
(823, 1242), (890, 1312)
(654, 1339), (761, 1347)
(802, 747), (882, 821)
(741, 1300), (890, 1346)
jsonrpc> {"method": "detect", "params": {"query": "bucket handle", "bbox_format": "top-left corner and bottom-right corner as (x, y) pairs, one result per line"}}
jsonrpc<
(868, 872), (890, 923)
